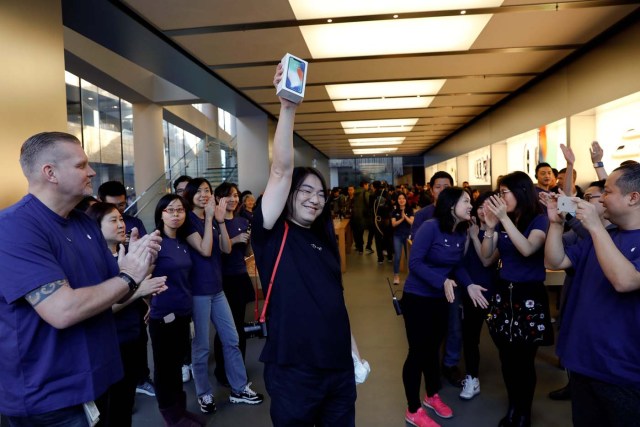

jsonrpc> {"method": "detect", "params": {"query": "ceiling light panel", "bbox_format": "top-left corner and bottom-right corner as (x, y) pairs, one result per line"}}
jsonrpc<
(333, 97), (434, 111)
(300, 15), (492, 59)
(353, 148), (399, 155)
(326, 80), (446, 99)
(349, 137), (405, 147)
(289, 0), (503, 20)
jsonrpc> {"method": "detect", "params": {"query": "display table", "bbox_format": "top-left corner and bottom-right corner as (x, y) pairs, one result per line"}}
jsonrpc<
(333, 218), (351, 273)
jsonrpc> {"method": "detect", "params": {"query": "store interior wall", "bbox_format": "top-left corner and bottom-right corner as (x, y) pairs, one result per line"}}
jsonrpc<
(0, 0), (68, 208)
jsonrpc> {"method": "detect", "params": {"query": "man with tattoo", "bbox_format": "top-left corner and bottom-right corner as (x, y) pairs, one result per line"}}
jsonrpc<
(0, 132), (164, 426)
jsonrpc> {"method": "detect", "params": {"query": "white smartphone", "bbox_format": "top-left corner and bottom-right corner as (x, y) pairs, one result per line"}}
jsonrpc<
(557, 195), (577, 215)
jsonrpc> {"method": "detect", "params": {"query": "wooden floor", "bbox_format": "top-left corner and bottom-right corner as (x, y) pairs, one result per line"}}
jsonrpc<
(127, 239), (572, 426)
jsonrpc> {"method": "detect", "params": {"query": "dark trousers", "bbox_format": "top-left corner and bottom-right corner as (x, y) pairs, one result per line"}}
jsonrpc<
(401, 293), (449, 412)
(135, 307), (152, 383)
(365, 224), (374, 249)
(571, 372), (640, 427)
(149, 315), (191, 409)
(214, 273), (252, 382)
(461, 295), (487, 378)
(374, 222), (393, 262)
(494, 340), (538, 416)
(96, 340), (141, 427)
(351, 221), (365, 252)
(264, 363), (356, 427)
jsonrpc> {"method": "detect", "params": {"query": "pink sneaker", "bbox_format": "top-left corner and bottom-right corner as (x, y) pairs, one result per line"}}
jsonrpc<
(405, 407), (440, 427)
(423, 393), (453, 419)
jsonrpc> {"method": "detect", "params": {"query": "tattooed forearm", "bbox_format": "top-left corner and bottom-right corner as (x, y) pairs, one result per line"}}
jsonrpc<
(25, 280), (68, 307)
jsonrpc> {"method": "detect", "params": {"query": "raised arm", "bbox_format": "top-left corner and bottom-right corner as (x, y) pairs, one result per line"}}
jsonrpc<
(590, 141), (608, 180)
(560, 144), (574, 195)
(261, 64), (300, 229)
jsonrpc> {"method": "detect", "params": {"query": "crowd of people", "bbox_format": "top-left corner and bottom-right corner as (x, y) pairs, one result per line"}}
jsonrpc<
(1, 64), (638, 427)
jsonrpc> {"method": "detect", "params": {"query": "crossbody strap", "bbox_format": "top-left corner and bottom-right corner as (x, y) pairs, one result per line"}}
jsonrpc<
(259, 222), (289, 324)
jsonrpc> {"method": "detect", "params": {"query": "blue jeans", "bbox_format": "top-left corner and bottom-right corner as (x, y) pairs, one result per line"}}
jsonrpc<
(191, 292), (247, 396)
(392, 234), (409, 274)
(6, 405), (89, 427)
(443, 286), (463, 367)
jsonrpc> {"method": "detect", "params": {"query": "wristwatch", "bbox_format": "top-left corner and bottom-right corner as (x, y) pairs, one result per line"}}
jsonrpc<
(118, 272), (139, 293)
(593, 161), (604, 168)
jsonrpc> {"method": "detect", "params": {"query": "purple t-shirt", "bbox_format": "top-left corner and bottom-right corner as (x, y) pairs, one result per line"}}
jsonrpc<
(0, 195), (121, 416)
(404, 219), (472, 298)
(221, 216), (250, 276)
(463, 229), (497, 296)
(497, 214), (548, 283)
(186, 211), (223, 296)
(150, 236), (193, 319)
(391, 207), (413, 238)
(559, 229), (640, 386)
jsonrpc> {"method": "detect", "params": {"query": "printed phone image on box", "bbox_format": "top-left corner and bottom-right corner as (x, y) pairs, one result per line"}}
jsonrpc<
(276, 53), (308, 104)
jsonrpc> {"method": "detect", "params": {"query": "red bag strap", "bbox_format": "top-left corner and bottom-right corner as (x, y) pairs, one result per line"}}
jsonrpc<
(259, 222), (289, 324)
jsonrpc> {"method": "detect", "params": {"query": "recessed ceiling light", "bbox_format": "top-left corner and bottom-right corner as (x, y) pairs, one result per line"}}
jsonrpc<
(349, 137), (405, 146)
(289, 0), (503, 20)
(342, 118), (418, 134)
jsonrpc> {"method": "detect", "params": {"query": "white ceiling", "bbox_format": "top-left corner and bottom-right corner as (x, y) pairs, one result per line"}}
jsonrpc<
(122, 0), (640, 158)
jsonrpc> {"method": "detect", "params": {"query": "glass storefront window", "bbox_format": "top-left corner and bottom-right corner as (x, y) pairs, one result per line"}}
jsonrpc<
(65, 71), (137, 200)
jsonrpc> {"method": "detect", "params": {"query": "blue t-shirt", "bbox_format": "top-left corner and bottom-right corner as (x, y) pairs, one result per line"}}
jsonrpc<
(124, 214), (147, 237)
(186, 211), (223, 296)
(150, 236), (193, 319)
(391, 207), (413, 238)
(404, 219), (472, 298)
(497, 214), (548, 283)
(221, 216), (250, 276)
(0, 195), (121, 416)
(463, 229), (497, 297)
(410, 204), (434, 238)
(558, 229), (640, 387)
(251, 201), (352, 370)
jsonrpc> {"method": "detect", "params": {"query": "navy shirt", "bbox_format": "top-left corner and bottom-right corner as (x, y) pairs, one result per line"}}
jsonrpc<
(124, 213), (147, 237)
(186, 211), (223, 296)
(0, 195), (121, 416)
(391, 207), (413, 238)
(497, 214), (548, 283)
(222, 216), (250, 276)
(251, 201), (352, 370)
(410, 204), (435, 238)
(404, 219), (472, 298)
(559, 229), (640, 387)
(150, 236), (193, 319)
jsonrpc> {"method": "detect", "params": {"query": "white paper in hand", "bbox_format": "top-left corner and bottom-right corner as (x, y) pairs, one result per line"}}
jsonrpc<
(353, 351), (371, 384)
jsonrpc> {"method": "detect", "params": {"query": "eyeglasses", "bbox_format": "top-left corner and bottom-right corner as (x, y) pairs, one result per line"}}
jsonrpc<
(163, 208), (186, 215)
(498, 189), (511, 198)
(297, 188), (328, 204)
(584, 194), (601, 202)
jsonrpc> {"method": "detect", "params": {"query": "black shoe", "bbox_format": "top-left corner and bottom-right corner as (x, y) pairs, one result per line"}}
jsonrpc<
(548, 384), (571, 400)
(442, 365), (463, 387)
(513, 414), (531, 427)
(498, 406), (516, 427)
(365, 248), (374, 254)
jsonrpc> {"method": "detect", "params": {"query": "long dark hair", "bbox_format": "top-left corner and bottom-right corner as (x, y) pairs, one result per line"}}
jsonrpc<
(433, 187), (470, 233)
(393, 193), (414, 216)
(471, 191), (496, 224)
(154, 194), (189, 240)
(498, 171), (541, 232)
(284, 167), (338, 259)
(182, 177), (213, 211)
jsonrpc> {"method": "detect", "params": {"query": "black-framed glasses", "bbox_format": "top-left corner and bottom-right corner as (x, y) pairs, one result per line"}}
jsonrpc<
(163, 208), (186, 215)
(498, 189), (511, 198)
(584, 194), (601, 202)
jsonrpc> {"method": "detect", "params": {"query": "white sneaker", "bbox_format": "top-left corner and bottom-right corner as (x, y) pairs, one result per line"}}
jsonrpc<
(459, 375), (480, 400)
(182, 364), (191, 383)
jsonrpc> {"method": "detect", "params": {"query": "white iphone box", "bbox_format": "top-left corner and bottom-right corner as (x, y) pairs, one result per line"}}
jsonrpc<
(276, 53), (308, 104)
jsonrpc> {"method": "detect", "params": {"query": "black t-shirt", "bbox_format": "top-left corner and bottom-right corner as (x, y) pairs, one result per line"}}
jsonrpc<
(251, 199), (352, 370)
